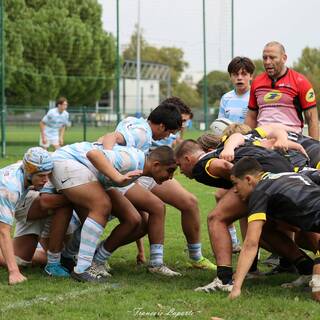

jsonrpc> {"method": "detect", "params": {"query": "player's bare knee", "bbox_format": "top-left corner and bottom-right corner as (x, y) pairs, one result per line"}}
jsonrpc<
(94, 198), (112, 218)
(148, 199), (166, 217)
(177, 193), (198, 212)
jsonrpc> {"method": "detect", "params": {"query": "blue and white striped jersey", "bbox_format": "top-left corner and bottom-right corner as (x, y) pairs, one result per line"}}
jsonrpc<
(115, 117), (152, 154)
(218, 89), (250, 123)
(0, 163), (27, 225)
(42, 108), (69, 139)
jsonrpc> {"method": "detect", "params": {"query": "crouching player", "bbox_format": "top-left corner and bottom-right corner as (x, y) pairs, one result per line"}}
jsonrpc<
(51, 141), (178, 282)
(0, 147), (53, 284)
(229, 157), (320, 301)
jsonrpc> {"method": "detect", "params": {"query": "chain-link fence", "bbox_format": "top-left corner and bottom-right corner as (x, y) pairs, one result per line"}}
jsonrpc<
(3, 104), (219, 158)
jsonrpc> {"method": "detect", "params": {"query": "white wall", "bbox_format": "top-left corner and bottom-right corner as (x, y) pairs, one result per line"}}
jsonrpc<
(120, 79), (160, 115)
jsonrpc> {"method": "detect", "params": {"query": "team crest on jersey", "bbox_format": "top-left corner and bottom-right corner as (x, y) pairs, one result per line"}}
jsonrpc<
(264, 91), (282, 103)
(305, 88), (315, 102)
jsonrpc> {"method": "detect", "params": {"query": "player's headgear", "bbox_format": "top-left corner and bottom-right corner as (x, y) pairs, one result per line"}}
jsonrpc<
(23, 147), (53, 176)
(209, 118), (233, 136)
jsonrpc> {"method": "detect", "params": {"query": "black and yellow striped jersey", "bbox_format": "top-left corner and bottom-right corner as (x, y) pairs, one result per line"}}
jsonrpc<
(242, 128), (310, 170)
(286, 132), (320, 169)
(192, 145), (293, 188)
(248, 172), (320, 232)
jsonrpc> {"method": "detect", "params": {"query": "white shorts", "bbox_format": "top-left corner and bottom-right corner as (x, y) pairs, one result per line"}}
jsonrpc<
(51, 160), (98, 191)
(136, 176), (157, 190)
(14, 215), (53, 238)
(114, 183), (136, 195)
(15, 210), (80, 239)
(39, 135), (59, 148)
(15, 190), (40, 223)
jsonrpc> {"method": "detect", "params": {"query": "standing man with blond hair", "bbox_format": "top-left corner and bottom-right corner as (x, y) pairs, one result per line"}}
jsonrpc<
(245, 41), (319, 140)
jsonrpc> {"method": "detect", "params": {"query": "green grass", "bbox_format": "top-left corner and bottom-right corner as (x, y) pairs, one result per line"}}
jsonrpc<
(0, 128), (318, 319)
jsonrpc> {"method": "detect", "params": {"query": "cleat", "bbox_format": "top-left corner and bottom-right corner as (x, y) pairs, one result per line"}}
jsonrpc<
(148, 265), (182, 277)
(245, 269), (264, 280)
(194, 277), (233, 293)
(264, 264), (297, 276)
(91, 260), (112, 278)
(281, 275), (312, 288)
(61, 255), (76, 273)
(232, 244), (242, 254)
(188, 257), (217, 271)
(45, 263), (70, 277)
(71, 266), (107, 283)
(262, 253), (279, 267)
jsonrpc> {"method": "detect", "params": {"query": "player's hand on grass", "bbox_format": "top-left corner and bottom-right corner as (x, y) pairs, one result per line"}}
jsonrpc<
(9, 270), (27, 285)
(219, 147), (235, 162)
(228, 287), (241, 300)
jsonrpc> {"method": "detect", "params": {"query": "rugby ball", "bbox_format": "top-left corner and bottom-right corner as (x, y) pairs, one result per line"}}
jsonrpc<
(209, 118), (233, 136)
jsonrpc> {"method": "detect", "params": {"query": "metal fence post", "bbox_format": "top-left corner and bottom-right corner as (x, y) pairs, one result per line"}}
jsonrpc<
(83, 106), (87, 141)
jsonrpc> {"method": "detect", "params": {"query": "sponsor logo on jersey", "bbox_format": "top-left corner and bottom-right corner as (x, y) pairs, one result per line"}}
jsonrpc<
(263, 91), (282, 103)
(305, 88), (315, 103)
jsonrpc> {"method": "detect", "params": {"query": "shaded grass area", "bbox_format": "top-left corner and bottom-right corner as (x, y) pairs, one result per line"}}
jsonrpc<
(0, 129), (318, 319)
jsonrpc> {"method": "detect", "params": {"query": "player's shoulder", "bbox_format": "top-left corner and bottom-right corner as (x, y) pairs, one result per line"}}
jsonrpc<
(288, 68), (311, 85)
(222, 90), (236, 99)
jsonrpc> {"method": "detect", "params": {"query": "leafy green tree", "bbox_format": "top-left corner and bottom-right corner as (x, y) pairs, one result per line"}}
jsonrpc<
(123, 26), (188, 93)
(252, 59), (265, 77)
(293, 47), (320, 107)
(173, 81), (201, 108)
(197, 71), (232, 107)
(5, 0), (116, 106)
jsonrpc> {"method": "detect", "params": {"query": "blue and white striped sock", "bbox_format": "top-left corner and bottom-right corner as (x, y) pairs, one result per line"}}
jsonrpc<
(62, 226), (81, 259)
(94, 241), (112, 263)
(187, 243), (202, 261)
(47, 251), (61, 265)
(228, 225), (239, 246)
(74, 218), (104, 273)
(150, 244), (163, 267)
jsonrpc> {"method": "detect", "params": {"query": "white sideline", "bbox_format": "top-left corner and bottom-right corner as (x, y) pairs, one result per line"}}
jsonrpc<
(0, 283), (120, 313)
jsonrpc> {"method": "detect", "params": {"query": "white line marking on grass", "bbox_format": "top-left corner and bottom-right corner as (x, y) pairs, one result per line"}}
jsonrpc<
(1, 283), (120, 313)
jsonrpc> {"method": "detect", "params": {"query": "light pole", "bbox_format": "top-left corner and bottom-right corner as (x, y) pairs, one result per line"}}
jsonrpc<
(116, 0), (121, 124)
(202, 0), (208, 130)
(0, 0), (5, 157)
(231, 0), (234, 59)
(136, 0), (141, 117)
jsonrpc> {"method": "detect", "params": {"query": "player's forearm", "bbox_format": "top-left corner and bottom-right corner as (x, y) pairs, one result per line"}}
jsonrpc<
(233, 240), (259, 290)
(98, 132), (125, 150)
(87, 150), (123, 183)
(39, 121), (46, 137)
(224, 133), (245, 149)
(39, 193), (71, 210)
(304, 107), (319, 140)
(308, 122), (319, 140)
(59, 127), (65, 139)
(0, 223), (19, 273)
(244, 110), (258, 129)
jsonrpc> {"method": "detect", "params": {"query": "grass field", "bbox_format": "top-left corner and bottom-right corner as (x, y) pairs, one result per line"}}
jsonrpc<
(0, 127), (319, 319)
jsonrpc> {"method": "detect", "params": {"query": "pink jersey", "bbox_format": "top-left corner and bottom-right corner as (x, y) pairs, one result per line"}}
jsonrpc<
(249, 68), (316, 133)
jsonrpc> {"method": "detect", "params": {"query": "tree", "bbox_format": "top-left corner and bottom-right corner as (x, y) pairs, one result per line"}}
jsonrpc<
(123, 26), (188, 93)
(252, 59), (265, 77)
(197, 71), (232, 107)
(5, 0), (116, 106)
(173, 81), (201, 108)
(293, 47), (320, 106)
